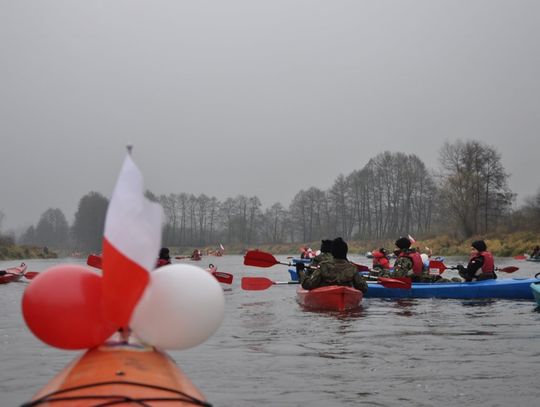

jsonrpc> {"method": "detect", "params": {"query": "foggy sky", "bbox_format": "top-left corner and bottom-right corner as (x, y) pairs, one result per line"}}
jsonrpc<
(2, 1), (540, 232)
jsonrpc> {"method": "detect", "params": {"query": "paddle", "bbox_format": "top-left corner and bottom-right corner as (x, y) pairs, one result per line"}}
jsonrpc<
(244, 250), (292, 267)
(513, 254), (527, 260)
(244, 250), (371, 273)
(241, 276), (411, 291)
(87, 254), (233, 284)
(429, 260), (519, 274)
(87, 254), (102, 269)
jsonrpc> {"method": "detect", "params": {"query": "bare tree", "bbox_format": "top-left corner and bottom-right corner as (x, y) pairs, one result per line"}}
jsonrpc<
(438, 140), (512, 237)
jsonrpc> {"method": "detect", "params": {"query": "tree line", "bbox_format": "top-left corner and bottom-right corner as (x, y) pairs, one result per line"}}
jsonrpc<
(5, 139), (538, 252)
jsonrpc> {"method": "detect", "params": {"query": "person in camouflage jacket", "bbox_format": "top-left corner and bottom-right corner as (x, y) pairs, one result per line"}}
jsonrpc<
(311, 239), (333, 267)
(390, 237), (448, 283)
(297, 237), (368, 293)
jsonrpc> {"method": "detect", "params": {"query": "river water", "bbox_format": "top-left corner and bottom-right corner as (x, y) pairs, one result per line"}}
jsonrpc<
(1, 255), (540, 406)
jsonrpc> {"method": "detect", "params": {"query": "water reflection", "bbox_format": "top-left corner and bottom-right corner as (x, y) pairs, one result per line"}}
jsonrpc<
(461, 299), (497, 307)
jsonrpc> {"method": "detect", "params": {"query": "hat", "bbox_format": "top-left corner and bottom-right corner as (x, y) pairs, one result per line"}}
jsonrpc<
(471, 240), (487, 252)
(395, 237), (411, 250)
(379, 247), (387, 255)
(331, 237), (348, 259)
(159, 247), (170, 260)
(320, 239), (332, 253)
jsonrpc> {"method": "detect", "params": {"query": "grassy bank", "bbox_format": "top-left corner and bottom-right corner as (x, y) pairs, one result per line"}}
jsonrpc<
(2, 231), (538, 261)
(0, 245), (58, 261)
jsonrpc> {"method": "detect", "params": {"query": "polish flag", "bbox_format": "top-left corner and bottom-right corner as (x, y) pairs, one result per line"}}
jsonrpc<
(408, 234), (416, 244)
(102, 152), (163, 327)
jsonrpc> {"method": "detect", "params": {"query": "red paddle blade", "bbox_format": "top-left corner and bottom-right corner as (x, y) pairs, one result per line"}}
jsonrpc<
(212, 271), (234, 284)
(353, 263), (370, 272)
(24, 272), (39, 279)
(498, 266), (519, 273)
(175, 256), (187, 260)
(428, 260), (446, 274)
(378, 277), (412, 289)
(513, 255), (526, 260)
(87, 254), (103, 269)
(241, 277), (274, 290)
(244, 250), (279, 268)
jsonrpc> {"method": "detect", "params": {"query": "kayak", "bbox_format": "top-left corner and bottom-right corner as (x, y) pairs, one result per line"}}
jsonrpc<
(364, 277), (539, 300)
(0, 262), (27, 284)
(526, 257), (540, 262)
(25, 342), (209, 406)
(296, 285), (363, 311)
(532, 282), (540, 306)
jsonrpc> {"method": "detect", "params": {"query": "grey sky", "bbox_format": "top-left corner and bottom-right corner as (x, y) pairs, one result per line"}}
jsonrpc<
(2, 1), (540, 232)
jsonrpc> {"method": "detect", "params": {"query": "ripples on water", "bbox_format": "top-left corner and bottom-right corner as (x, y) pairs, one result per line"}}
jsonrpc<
(1, 256), (539, 406)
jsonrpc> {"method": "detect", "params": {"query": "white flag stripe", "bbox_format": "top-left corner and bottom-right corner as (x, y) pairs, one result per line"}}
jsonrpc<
(104, 154), (163, 271)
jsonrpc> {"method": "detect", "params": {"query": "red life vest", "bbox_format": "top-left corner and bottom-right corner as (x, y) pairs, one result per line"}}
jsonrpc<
(469, 251), (495, 274)
(156, 258), (170, 268)
(372, 250), (390, 269)
(400, 251), (423, 275)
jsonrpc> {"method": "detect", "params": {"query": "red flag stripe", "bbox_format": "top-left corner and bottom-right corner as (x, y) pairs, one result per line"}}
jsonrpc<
(102, 238), (150, 327)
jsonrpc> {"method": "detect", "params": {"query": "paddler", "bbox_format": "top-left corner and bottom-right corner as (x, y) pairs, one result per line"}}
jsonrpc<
(156, 247), (172, 268)
(296, 237), (368, 293)
(311, 239), (333, 267)
(391, 236), (443, 282)
(457, 240), (497, 282)
(372, 247), (391, 272)
(191, 249), (202, 260)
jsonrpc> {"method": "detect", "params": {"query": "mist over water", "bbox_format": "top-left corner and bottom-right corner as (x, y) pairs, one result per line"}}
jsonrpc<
(1, 255), (540, 406)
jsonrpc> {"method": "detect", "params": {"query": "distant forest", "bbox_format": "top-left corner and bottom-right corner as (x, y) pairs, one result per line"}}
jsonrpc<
(2, 139), (540, 253)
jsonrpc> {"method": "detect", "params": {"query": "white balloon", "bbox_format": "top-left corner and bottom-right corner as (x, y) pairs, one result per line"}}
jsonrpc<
(130, 264), (225, 350)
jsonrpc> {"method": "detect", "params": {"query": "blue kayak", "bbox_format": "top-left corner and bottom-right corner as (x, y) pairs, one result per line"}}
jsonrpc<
(365, 277), (539, 299)
(288, 258), (311, 281)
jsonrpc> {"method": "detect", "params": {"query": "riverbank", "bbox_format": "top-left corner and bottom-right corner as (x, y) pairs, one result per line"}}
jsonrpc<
(196, 231), (540, 257)
(0, 244), (58, 261)
(2, 231), (538, 260)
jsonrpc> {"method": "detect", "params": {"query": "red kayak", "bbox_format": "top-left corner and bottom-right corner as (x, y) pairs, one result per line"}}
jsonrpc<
(0, 262), (27, 284)
(296, 285), (363, 311)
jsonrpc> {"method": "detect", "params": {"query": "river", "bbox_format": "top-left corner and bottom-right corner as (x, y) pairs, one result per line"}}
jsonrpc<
(1, 255), (539, 406)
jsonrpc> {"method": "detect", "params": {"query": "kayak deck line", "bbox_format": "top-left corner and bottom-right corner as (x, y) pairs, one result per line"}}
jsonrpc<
(23, 343), (211, 406)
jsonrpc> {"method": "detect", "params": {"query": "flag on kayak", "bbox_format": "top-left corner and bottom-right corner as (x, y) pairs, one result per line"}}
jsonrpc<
(408, 234), (416, 244)
(102, 151), (163, 327)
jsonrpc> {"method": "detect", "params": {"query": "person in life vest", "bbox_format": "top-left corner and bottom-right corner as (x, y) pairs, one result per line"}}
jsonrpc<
(372, 248), (391, 272)
(156, 247), (171, 268)
(311, 239), (333, 267)
(296, 237), (368, 293)
(191, 249), (202, 261)
(392, 237), (443, 282)
(457, 240), (497, 282)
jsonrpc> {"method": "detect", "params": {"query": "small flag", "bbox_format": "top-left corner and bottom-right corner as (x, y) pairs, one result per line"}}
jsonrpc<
(408, 234), (416, 244)
(102, 151), (163, 327)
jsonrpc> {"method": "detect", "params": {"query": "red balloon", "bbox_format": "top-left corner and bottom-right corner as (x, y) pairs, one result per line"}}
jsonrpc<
(22, 265), (119, 350)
